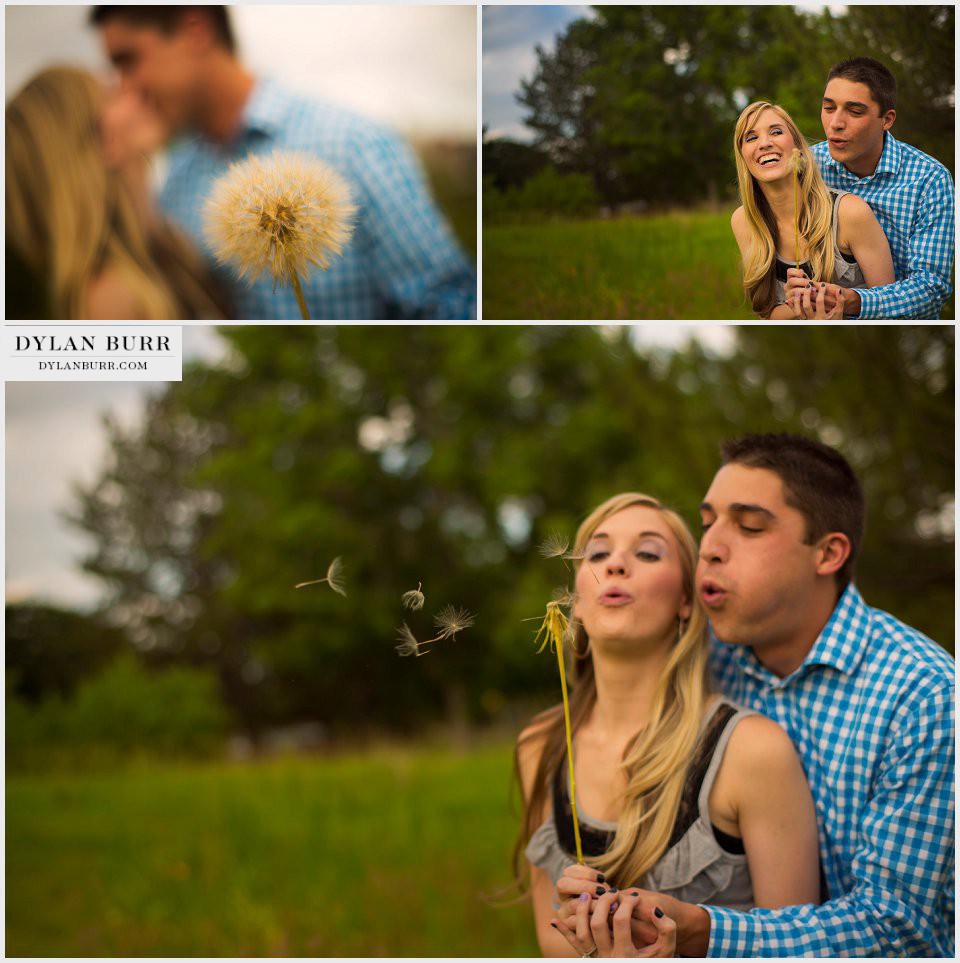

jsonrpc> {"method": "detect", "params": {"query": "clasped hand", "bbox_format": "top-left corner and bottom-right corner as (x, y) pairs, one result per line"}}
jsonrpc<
(784, 268), (846, 319)
(549, 864), (677, 958)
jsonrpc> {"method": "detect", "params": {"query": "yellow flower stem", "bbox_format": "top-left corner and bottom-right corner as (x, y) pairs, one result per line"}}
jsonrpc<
(793, 162), (800, 272)
(555, 633), (585, 865)
(290, 271), (311, 321)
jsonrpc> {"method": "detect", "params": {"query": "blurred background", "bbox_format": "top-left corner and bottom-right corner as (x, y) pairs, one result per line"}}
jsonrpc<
(6, 325), (954, 955)
(5, 4), (476, 257)
(482, 4), (955, 318)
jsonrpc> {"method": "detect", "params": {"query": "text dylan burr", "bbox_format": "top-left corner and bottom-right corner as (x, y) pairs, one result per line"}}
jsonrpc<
(15, 335), (172, 352)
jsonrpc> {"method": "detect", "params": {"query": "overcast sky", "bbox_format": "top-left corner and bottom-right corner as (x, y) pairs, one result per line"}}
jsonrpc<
(5, 326), (735, 612)
(5, 5), (476, 139)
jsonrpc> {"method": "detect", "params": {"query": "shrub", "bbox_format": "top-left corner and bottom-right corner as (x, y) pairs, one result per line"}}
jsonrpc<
(6, 656), (231, 769)
(483, 167), (600, 223)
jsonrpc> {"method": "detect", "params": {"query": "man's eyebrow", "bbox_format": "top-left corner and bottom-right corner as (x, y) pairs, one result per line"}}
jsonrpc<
(822, 97), (870, 110)
(730, 502), (776, 519)
(697, 501), (776, 519)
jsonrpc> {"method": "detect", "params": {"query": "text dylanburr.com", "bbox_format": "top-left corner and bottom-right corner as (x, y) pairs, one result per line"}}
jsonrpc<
(2, 326), (182, 382)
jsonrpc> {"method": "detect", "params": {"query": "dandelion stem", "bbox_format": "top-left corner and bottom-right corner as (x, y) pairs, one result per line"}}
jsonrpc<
(534, 602), (584, 865)
(555, 628), (584, 864)
(793, 157), (800, 272)
(290, 271), (311, 320)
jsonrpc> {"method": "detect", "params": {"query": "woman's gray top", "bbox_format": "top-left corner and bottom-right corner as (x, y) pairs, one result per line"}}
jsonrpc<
(525, 698), (756, 910)
(774, 189), (867, 305)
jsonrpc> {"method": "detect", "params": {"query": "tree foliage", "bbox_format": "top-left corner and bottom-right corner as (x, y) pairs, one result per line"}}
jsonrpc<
(67, 327), (954, 734)
(512, 6), (954, 206)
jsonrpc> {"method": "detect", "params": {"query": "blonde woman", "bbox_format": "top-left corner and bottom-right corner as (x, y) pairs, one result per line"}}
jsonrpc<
(6, 67), (228, 320)
(514, 493), (819, 957)
(731, 101), (894, 320)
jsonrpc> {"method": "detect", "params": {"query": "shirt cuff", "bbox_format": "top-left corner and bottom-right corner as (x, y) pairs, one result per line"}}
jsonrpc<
(702, 905), (755, 958)
(846, 286), (870, 320)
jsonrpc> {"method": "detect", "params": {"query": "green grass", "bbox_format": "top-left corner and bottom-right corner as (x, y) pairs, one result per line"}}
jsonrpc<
(6, 739), (537, 957)
(483, 209), (754, 320)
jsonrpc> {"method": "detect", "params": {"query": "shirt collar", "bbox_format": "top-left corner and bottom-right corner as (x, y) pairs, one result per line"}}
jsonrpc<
(722, 582), (872, 687)
(819, 130), (900, 180)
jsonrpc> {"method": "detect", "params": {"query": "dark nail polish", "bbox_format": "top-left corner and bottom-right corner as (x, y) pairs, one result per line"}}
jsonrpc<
(596, 874), (606, 883)
(630, 891), (639, 897)
(596, 886), (606, 895)
(550, 922), (558, 929)
(609, 887), (618, 894)
(655, 907), (664, 919)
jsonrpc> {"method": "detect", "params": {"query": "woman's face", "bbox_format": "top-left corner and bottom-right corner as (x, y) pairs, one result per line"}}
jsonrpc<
(98, 83), (168, 171)
(740, 107), (797, 184)
(573, 504), (691, 650)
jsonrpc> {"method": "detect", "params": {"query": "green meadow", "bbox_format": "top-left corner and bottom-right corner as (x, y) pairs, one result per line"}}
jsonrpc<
(483, 209), (754, 320)
(6, 739), (538, 957)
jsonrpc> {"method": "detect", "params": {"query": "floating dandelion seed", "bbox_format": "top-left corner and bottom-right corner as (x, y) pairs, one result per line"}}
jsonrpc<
(395, 622), (425, 657)
(295, 556), (347, 596)
(433, 604), (476, 640)
(203, 150), (357, 320)
(538, 532), (570, 560)
(402, 582), (425, 612)
(531, 599), (584, 864)
(560, 546), (600, 584)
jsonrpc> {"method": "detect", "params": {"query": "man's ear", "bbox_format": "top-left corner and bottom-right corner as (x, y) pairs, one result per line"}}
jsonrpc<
(815, 532), (851, 578)
(882, 108), (896, 132)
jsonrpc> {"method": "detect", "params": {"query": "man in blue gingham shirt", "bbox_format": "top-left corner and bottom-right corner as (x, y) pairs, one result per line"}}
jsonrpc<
(707, 585), (954, 956)
(810, 58), (954, 320)
(94, 5), (475, 320)
(688, 435), (952, 956)
(555, 434), (954, 956)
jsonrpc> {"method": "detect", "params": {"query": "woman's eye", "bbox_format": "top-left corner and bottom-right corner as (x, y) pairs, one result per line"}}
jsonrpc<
(588, 551), (608, 562)
(740, 525), (763, 534)
(637, 551), (661, 562)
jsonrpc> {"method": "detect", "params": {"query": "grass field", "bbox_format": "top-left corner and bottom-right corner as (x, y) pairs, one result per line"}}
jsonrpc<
(483, 209), (754, 320)
(6, 739), (538, 957)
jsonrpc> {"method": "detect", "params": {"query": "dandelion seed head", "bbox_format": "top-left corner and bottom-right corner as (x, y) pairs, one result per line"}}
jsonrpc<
(402, 583), (425, 611)
(433, 604), (476, 640)
(788, 148), (806, 174)
(203, 150), (357, 287)
(552, 587), (577, 608)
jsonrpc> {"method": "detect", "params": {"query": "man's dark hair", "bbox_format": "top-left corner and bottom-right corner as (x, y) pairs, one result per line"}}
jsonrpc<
(720, 433), (865, 590)
(827, 57), (897, 115)
(90, 6), (235, 54)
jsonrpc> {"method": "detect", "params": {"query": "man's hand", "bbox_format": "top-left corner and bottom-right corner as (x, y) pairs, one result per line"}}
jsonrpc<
(555, 864), (711, 956)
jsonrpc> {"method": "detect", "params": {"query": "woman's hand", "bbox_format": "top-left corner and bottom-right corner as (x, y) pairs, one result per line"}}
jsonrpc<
(784, 267), (812, 302)
(788, 283), (845, 319)
(551, 892), (677, 957)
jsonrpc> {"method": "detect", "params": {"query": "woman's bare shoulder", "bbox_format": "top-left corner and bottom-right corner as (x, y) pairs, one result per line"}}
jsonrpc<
(85, 267), (147, 320)
(723, 712), (801, 778)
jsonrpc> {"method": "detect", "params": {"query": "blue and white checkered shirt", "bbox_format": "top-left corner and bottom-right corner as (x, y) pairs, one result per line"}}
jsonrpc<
(811, 133), (954, 320)
(159, 77), (476, 320)
(708, 584), (954, 957)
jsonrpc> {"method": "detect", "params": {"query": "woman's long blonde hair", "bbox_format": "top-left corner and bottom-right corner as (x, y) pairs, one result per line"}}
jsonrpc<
(733, 101), (838, 317)
(6, 66), (226, 319)
(513, 493), (711, 890)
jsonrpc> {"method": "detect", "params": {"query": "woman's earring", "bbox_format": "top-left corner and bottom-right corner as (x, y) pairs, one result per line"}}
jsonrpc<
(677, 618), (686, 644)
